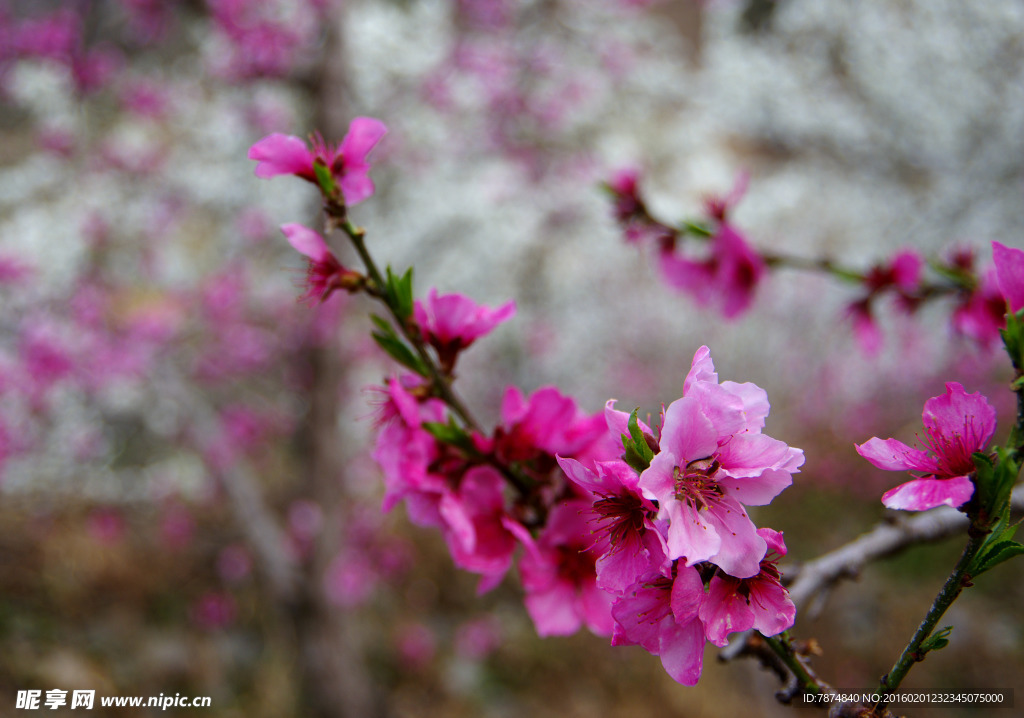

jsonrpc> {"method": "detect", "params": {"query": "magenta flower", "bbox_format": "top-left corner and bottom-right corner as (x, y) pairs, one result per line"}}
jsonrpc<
(494, 385), (607, 464)
(413, 288), (515, 370)
(279, 223), (362, 303)
(370, 376), (449, 514)
(516, 500), (614, 637)
(438, 465), (521, 594)
(856, 382), (997, 511)
(698, 528), (795, 647)
(638, 347), (803, 578)
(993, 241), (1024, 313)
(610, 566), (706, 686)
(658, 223), (765, 319)
(952, 265), (1007, 345)
(556, 456), (669, 594)
(249, 117), (387, 205)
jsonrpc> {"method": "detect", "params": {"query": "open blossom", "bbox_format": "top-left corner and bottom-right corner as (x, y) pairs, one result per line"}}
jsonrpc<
(952, 264), (1006, 346)
(249, 117), (386, 205)
(438, 465), (522, 594)
(698, 528), (795, 646)
(993, 241), (1024, 313)
(856, 382), (996, 511)
(279, 224), (362, 303)
(610, 565), (706, 686)
(638, 347), (803, 578)
(515, 500), (614, 637)
(557, 456), (669, 594)
(413, 288), (515, 369)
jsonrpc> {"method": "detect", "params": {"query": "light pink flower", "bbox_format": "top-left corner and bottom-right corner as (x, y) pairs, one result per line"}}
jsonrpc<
(516, 501), (614, 637)
(856, 382), (996, 511)
(698, 528), (795, 646)
(610, 566), (706, 686)
(557, 456), (669, 594)
(249, 117), (387, 205)
(279, 223), (361, 303)
(993, 241), (1024, 313)
(413, 289), (515, 369)
(638, 347), (803, 578)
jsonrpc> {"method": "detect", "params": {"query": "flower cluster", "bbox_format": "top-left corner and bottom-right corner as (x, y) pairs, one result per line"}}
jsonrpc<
(251, 124), (805, 686)
(559, 346), (801, 683)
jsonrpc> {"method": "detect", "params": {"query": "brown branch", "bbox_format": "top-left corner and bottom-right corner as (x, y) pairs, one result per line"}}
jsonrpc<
(785, 485), (1024, 616)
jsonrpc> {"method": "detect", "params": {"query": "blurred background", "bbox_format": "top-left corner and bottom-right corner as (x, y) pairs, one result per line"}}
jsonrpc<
(0, 0), (1022, 716)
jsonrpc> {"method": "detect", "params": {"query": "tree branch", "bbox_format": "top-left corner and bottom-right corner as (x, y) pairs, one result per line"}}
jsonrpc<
(784, 485), (1024, 616)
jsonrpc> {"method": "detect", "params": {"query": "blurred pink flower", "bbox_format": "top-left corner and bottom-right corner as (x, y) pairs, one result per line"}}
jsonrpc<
(856, 382), (996, 511)
(249, 118), (387, 205)
(659, 223), (765, 319)
(413, 289), (515, 369)
(191, 591), (237, 630)
(280, 223), (362, 303)
(992, 241), (1024, 313)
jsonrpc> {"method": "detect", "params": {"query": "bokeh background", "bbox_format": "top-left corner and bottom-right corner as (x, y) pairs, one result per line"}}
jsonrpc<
(1, 0), (1022, 716)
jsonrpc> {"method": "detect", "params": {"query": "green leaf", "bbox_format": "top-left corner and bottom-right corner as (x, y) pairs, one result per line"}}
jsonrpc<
(919, 626), (953, 654)
(682, 220), (713, 237)
(383, 266), (415, 321)
(422, 419), (476, 453)
(313, 159), (337, 198)
(620, 409), (654, 473)
(973, 540), (1024, 576)
(370, 314), (427, 376)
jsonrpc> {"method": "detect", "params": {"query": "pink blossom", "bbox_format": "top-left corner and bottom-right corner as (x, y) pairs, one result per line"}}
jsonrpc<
(556, 456), (669, 594)
(279, 223), (362, 303)
(438, 465), (521, 593)
(658, 223), (765, 319)
(413, 289), (515, 369)
(249, 117), (387, 205)
(952, 265), (1006, 345)
(494, 385), (607, 464)
(638, 347), (803, 578)
(454, 616), (502, 660)
(698, 528), (795, 646)
(992, 241), (1024, 313)
(610, 566), (706, 686)
(856, 382), (996, 511)
(516, 501), (614, 637)
(370, 376), (449, 514)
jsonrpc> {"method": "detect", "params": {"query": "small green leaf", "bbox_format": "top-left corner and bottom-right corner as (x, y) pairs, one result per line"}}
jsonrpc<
(682, 220), (713, 237)
(313, 159), (337, 198)
(620, 409), (654, 473)
(421, 419), (475, 452)
(919, 626), (953, 654)
(370, 315), (427, 375)
(973, 540), (1024, 576)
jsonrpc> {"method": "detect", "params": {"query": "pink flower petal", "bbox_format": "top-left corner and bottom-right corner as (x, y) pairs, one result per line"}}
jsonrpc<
(339, 117), (388, 169)
(881, 475), (975, 511)
(855, 437), (936, 473)
(280, 223), (331, 262)
(249, 133), (313, 178)
(993, 240), (1024, 312)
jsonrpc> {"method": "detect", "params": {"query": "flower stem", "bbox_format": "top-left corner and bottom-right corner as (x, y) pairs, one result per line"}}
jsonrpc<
(337, 217), (482, 432)
(760, 632), (828, 698)
(875, 531), (987, 708)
